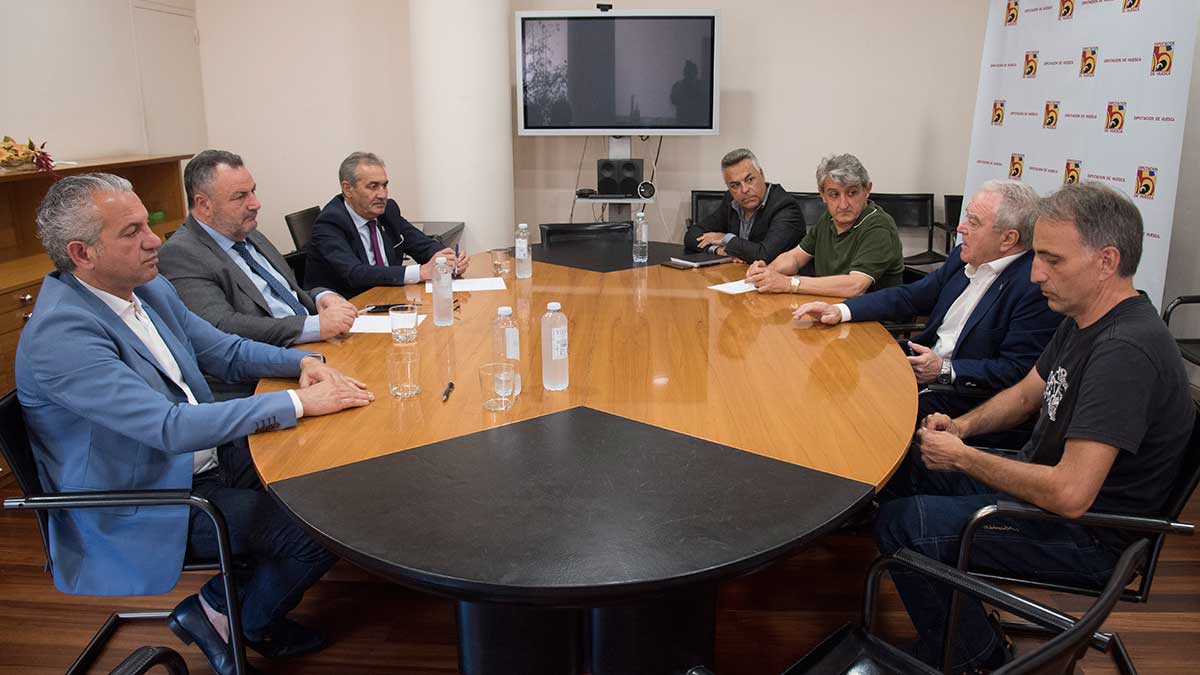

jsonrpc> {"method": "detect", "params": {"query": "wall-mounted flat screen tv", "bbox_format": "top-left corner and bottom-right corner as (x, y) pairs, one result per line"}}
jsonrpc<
(515, 10), (720, 136)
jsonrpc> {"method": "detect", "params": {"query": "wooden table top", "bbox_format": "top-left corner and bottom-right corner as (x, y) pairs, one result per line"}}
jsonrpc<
(250, 249), (917, 488)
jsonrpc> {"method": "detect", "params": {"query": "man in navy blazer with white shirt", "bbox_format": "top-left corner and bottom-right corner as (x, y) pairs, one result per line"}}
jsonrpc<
(17, 174), (374, 674)
(795, 180), (1062, 421)
(304, 151), (468, 298)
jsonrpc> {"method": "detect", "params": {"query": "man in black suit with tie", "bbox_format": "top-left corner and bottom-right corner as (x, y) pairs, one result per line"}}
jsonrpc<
(304, 151), (468, 298)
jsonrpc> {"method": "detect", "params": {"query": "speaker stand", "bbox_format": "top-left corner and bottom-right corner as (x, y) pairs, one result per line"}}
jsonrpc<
(608, 136), (631, 222)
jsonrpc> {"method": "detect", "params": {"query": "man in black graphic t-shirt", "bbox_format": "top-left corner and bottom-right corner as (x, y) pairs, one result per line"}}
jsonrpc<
(874, 182), (1194, 674)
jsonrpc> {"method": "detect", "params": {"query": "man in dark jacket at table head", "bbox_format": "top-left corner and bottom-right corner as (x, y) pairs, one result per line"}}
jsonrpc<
(304, 151), (468, 298)
(684, 147), (805, 264)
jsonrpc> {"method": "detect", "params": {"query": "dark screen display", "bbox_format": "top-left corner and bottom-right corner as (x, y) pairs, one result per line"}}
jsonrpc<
(521, 16), (716, 131)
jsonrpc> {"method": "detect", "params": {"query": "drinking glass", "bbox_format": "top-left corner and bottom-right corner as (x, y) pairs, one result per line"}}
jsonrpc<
(478, 362), (516, 411)
(491, 249), (512, 276)
(388, 347), (421, 398)
(389, 304), (419, 343)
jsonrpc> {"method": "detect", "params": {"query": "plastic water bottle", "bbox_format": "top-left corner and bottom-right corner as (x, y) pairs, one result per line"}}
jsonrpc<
(432, 256), (453, 326)
(632, 211), (649, 264)
(494, 306), (522, 396)
(541, 302), (568, 391)
(515, 223), (532, 279)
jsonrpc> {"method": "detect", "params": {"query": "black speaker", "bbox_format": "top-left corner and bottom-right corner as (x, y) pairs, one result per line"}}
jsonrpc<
(597, 159), (644, 197)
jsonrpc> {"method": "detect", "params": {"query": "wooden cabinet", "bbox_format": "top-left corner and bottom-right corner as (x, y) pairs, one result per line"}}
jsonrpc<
(0, 154), (190, 394)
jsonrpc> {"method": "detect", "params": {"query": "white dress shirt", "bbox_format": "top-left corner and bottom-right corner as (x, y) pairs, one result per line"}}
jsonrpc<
(929, 251), (1023, 359)
(77, 278), (306, 473)
(343, 200), (421, 284)
(835, 250), (1024, 381)
(193, 218), (331, 343)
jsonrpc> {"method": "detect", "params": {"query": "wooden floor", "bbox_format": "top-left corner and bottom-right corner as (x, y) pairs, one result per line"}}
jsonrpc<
(2, 475), (1198, 674)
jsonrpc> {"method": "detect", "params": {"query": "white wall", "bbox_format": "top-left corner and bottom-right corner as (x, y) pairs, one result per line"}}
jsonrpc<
(510, 0), (990, 245)
(195, 0), (419, 250)
(1, 1), (150, 160)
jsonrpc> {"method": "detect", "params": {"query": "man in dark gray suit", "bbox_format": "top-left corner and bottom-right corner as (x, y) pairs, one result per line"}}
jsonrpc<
(159, 150), (358, 397)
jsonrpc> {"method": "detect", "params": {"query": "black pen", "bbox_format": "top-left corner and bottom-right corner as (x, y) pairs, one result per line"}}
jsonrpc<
(441, 382), (454, 402)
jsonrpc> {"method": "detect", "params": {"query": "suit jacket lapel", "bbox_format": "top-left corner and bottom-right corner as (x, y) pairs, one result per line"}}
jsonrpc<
(957, 252), (1030, 347)
(377, 218), (404, 264)
(925, 268), (970, 335)
(748, 186), (775, 240)
(186, 216), (274, 315)
(139, 300), (215, 403)
(338, 197), (372, 264)
(60, 273), (189, 399)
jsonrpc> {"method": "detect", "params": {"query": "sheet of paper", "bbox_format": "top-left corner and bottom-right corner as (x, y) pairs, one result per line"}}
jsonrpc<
(423, 277), (508, 293)
(708, 279), (757, 295)
(350, 314), (427, 334)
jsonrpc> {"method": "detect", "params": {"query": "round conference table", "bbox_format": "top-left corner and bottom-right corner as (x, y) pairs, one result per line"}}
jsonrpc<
(251, 239), (917, 674)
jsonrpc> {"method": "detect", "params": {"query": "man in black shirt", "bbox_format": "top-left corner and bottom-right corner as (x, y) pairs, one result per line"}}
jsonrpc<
(874, 182), (1194, 674)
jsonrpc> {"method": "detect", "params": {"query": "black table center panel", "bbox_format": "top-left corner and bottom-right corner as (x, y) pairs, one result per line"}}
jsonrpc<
(270, 407), (873, 674)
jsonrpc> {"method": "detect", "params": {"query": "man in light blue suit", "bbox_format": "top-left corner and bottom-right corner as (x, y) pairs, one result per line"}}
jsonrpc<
(16, 173), (375, 674)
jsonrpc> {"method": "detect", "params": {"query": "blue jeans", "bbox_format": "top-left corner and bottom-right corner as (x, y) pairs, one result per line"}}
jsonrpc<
(186, 441), (337, 635)
(874, 444), (1118, 671)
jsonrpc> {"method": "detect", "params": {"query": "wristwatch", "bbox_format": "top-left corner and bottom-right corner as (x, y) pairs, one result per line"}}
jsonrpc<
(937, 358), (953, 385)
(790, 276), (801, 293)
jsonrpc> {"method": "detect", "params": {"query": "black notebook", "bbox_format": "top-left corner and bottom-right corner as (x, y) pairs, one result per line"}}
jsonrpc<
(667, 252), (733, 268)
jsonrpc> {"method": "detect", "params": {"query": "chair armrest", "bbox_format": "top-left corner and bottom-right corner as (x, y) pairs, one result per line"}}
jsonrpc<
(986, 498), (1193, 536)
(885, 322), (927, 337)
(870, 550), (1084, 635)
(4, 489), (195, 511)
(922, 383), (998, 401)
(1163, 295), (1200, 325)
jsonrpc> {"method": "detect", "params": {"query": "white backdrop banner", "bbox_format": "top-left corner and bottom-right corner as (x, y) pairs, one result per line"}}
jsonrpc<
(964, 0), (1200, 306)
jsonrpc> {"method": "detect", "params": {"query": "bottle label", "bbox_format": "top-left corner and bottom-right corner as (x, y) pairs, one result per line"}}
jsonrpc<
(552, 326), (568, 360)
(516, 241), (529, 258)
(505, 327), (519, 359)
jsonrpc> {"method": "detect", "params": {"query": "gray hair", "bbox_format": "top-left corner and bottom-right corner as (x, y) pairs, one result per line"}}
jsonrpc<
(720, 148), (761, 171)
(1037, 181), (1143, 277)
(816, 154), (870, 191)
(977, 179), (1040, 248)
(184, 149), (244, 209)
(36, 173), (134, 272)
(339, 151), (386, 186)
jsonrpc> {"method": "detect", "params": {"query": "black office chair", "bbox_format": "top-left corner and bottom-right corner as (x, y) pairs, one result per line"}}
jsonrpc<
(866, 193), (939, 266)
(110, 646), (189, 675)
(690, 543), (1148, 675)
(941, 194), (963, 253)
(539, 221), (633, 245)
(1163, 295), (1200, 366)
(689, 190), (726, 227)
(0, 391), (251, 675)
(787, 191), (827, 227)
(950, 404), (1200, 674)
(284, 206), (320, 252)
(284, 250), (307, 291)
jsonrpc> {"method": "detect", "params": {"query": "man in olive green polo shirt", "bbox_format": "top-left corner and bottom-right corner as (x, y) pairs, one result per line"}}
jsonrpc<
(747, 153), (903, 296)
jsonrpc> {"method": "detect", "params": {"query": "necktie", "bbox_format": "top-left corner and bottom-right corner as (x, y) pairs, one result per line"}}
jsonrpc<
(367, 220), (387, 266)
(230, 241), (310, 316)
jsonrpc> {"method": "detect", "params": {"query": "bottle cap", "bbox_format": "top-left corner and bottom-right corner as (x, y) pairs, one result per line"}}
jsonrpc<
(636, 211), (645, 218)
(497, 306), (513, 317)
(547, 301), (561, 311)
(518, 223), (528, 230)
(435, 256), (446, 264)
